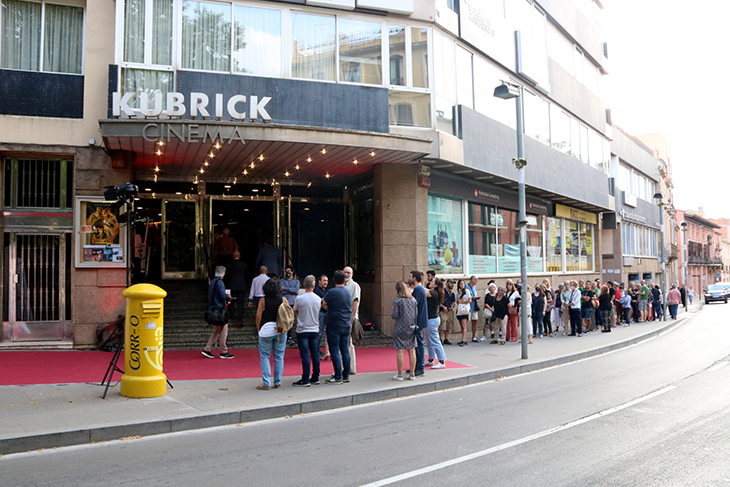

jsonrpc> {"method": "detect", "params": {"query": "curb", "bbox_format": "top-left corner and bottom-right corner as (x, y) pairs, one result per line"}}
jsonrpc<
(0, 316), (689, 455)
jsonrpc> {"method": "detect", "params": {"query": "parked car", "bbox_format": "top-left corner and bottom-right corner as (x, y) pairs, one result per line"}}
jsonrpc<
(714, 282), (730, 296)
(704, 284), (728, 304)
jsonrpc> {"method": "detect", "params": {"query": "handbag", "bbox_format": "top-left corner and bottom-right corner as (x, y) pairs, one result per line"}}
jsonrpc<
(457, 302), (470, 315)
(482, 307), (493, 319)
(205, 307), (228, 326)
(276, 298), (295, 334)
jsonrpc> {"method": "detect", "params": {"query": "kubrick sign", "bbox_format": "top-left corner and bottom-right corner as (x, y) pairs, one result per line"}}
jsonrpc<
(112, 91), (272, 121)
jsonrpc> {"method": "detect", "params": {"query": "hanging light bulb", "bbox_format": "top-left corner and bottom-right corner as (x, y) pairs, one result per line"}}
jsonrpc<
(370, 151), (376, 157)
(325, 173), (330, 179)
(321, 148), (326, 155)
(154, 166), (160, 172)
(259, 154), (264, 161)
(307, 156), (312, 163)
(251, 162), (255, 169)
(243, 169), (248, 175)
(295, 164), (300, 170)
(204, 161), (209, 166)
(353, 159), (358, 165)
(200, 168), (204, 173)
(156, 150), (162, 156)
(307, 182), (312, 188)
(214, 142), (221, 150)
(284, 171), (290, 177)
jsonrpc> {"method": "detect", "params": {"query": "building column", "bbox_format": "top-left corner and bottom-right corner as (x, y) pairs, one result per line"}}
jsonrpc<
(373, 163), (428, 336)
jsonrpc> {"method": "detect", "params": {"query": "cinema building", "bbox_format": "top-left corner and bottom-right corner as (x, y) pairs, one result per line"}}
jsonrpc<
(1, 0), (613, 347)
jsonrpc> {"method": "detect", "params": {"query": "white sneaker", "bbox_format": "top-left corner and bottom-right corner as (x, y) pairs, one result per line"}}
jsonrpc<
(479, 336), (486, 342)
(425, 360), (434, 367)
(392, 375), (404, 381)
(431, 362), (446, 369)
(407, 374), (416, 380)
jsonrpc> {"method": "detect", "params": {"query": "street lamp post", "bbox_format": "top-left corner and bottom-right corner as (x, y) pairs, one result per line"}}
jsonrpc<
(681, 221), (688, 309)
(654, 192), (667, 320)
(494, 81), (528, 360)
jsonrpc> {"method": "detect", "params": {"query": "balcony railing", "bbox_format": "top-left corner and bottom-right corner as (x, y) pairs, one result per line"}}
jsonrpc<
(688, 255), (723, 266)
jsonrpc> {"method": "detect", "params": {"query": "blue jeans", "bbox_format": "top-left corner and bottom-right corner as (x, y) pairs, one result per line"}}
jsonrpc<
(296, 332), (320, 383)
(326, 326), (351, 380)
(653, 301), (662, 319)
(318, 310), (327, 335)
(259, 333), (286, 387)
(426, 317), (446, 362)
(669, 304), (678, 319)
(532, 314), (543, 336)
(414, 328), (425, 374)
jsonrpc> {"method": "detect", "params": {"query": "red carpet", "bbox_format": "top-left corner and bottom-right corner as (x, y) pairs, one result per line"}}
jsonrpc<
(0, 349), (470, 386)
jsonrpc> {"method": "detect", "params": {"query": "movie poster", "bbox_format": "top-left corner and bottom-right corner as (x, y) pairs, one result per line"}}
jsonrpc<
(76, 198), (126, 267)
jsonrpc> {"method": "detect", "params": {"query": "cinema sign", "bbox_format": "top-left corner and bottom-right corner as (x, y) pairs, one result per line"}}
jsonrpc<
(112, 91), (272, 121)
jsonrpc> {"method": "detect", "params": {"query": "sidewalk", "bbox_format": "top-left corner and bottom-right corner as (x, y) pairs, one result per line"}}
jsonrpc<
(0, 302), (701, 455)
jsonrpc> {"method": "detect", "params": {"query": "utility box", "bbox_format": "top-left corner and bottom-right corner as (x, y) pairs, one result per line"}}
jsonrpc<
(120, 284), (167, 398)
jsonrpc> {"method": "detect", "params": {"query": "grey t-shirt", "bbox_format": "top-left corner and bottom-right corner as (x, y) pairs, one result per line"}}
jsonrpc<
(293, 292), (321, 333)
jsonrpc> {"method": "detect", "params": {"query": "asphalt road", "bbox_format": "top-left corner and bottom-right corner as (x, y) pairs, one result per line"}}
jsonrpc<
(3, 304), (730, 487)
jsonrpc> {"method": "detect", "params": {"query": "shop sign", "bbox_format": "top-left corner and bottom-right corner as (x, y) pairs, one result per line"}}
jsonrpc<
(619, 209), (648, 225)
(141, 123), (246, 144)
(555, 204), (598, 225)
(112, 92), (272, 121)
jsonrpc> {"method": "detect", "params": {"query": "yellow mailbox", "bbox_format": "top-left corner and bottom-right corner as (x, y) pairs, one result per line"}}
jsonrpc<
(120, 284), (167, 398)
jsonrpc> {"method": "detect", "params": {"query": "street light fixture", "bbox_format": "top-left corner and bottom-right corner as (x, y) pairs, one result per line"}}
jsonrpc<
(654, 192), (667, 320)
(494, 81), (528, 360)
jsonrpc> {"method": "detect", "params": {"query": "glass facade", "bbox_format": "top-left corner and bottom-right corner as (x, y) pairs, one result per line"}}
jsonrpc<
(291, 12), (336, 81)
(431, 196), (597, 276)
(338, 18), (382, 85)
(428, 195), (463, 274)
(622, 222), (659, 257)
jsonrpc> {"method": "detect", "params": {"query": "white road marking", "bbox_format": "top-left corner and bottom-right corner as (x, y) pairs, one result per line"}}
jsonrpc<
(708, 361), (729, 372)
(360, 386), (676, 487)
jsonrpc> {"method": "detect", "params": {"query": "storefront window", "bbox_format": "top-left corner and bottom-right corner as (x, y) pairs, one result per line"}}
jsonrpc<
(233, 5), (282, 77)
(497, 208), (519, 274)
(338, 18), (382, 85)
(566, 220), (593, 271)
(526, 214), (544, 272)
(181, 0), (232, 72)
(546, 217), (562, 272)
(291, 12), (335, 81)
(468, 203), (497, 274)
(428, 195), (463, 274)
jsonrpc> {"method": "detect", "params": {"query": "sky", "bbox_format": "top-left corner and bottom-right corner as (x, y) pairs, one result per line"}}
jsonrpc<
(604, 1), (730, 219)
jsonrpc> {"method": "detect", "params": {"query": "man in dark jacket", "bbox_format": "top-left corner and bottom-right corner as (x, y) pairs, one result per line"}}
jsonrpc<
(409, 270), (428, 378)
(225, 251), (248, 327)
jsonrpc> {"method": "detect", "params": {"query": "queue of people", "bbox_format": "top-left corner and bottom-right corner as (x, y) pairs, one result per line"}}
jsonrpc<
(203, 261), (685, 388)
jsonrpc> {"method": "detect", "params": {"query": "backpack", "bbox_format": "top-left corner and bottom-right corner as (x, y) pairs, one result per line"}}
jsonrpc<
(276, 298), (295, 334)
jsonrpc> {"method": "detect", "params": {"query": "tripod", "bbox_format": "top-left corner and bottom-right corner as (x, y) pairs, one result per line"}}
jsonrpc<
(98, 187), (173, 398)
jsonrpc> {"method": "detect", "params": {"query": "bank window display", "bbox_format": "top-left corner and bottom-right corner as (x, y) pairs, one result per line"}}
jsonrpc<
(546, 217), (562, 272)
(291, 12), (335, 81)
(233, 5), (282, 77)
(1, 0), (84, 74)
(75, 197), (127, 268)
(566, 220), (593, 272)
(338, 18), (382, 85)
(181, 0), (231, 72)
(428, 195), (463, 274)
(468, 203), (497, 274)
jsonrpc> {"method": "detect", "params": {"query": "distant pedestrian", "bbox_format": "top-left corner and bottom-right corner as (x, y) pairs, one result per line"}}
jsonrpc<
(568, 280), (582, 336)
(506, 279), (519, 342)
(482, 283), (497, 343)
(667, 284), (681, 319)
(255, 278), (286, 390)
(281, 266), (300, 306)
(680, 285), (687, 310)
(688, 286), (694, 305)
(492, 287), (509, 345)
(248, 265), (269, 309)
(202, 266), (234, 359)
(425, 278), (447, 369)
(599, 285), (612, 332)
(439, 279), (456, 345)
(651, 284), (662, 321)
(292, 275), (321, 387)
(409, 270), (428, 376)
(391, 281), (417, 381)
(323, 270), (352, 384)
(532, 284), (545, 338)
(314, 274), (330, 361)
(213, 227), (238, 266)
(225, 251), (248, 327)
(343, 266), (362, 374)
(255, 241), (282, 277)
(455, 280), (470, 346)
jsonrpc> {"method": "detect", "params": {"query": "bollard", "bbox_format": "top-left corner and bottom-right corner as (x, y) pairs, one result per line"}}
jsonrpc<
(120, 284), (167, 398)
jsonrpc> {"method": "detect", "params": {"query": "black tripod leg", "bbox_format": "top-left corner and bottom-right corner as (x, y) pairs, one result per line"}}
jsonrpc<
(167, 379), (174, 389)
(102, 345), (124, 399)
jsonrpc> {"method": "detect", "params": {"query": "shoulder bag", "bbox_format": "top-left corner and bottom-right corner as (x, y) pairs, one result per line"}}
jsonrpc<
(276, 298), (295, 334)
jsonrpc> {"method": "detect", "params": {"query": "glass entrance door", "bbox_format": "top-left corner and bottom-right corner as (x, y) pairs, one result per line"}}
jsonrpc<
(4, 233), (67, 341)
(161, 199), (202, 279)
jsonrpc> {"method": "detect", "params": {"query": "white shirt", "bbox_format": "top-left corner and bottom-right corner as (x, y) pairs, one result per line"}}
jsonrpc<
(293, 292), (321, 333)
(258, 321), (278, 337)
(508, 290), (520, 306)
(569, 288), (581, 309)
(249, 274), (269, 300)
(344, 279), (361, 320)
